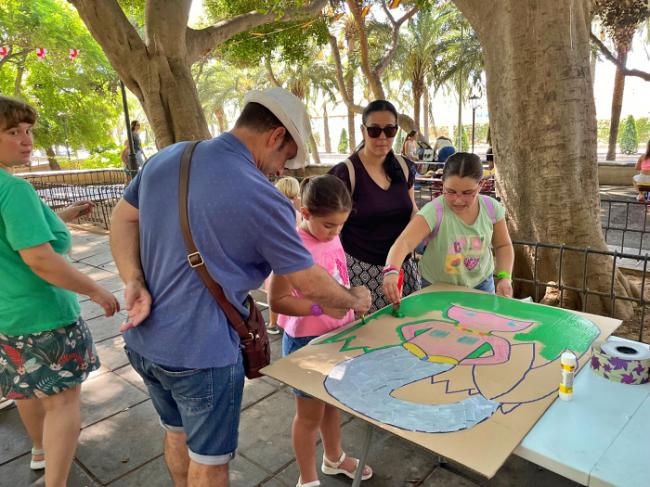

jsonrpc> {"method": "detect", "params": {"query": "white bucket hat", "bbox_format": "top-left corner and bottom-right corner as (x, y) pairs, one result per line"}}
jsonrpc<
(243, 87), (311, 169)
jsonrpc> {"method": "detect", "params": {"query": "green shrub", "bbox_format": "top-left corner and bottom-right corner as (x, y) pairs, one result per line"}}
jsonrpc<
(338, 128), (348, 153)
(454, 125), (470, 152)
(619, 115), (639, 154)
(60, 147), (123, 170)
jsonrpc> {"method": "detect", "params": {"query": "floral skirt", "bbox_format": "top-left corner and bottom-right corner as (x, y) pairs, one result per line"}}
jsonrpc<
(346, 253), (420, 314)
(0, 318), (99, 399)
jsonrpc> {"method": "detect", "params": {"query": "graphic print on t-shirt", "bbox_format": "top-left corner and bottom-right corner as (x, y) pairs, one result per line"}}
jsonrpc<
(444, 235), (485, 275)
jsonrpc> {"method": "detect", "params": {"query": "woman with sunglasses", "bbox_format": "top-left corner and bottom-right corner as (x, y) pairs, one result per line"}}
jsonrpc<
(382, 152), (514, 304)
(329, 100), (420, 313)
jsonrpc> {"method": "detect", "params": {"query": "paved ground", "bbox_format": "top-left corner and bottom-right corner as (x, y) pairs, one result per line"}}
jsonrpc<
(0, 229), (584, 486)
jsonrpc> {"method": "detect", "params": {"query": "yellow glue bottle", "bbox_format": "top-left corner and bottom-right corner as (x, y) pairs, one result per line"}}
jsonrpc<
(559, 351), (577, 401)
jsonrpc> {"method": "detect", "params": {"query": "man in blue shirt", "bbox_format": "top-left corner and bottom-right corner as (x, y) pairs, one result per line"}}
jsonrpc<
(110, 87), (370, 486)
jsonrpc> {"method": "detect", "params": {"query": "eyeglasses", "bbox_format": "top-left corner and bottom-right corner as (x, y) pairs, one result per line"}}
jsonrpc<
(363, 125), (399, 138)
(442, 187), (480, 199)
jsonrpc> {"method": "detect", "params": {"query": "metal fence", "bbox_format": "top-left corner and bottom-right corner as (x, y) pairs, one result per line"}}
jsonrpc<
(601, 198), (650, 255)
(19, 169), (127, 230)
(511, 240), (650, 341)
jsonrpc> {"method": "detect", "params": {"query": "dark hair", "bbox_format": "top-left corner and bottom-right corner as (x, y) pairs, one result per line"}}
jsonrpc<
(0, 95), (37, 130)
(300, 175), (352, 217)
(408, 130), (417, 137)
(235, 101), (293, 146)
(358, 99), (407, 184)
(442, 152), (483, 181)
(362, 99), (398, 125)
(130, 120), (140, 131)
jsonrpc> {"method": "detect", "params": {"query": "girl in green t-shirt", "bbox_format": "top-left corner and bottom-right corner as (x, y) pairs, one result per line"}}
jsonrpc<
(0, 95), (119, 486)
(383, 152), (514, 305)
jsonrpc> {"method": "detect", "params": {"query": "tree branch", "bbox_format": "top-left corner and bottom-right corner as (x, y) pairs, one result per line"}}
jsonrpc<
(590, 32), (650, 82)
(328, 34), (364, 114)
(186, 0), (328, 65)
(376, 2), (419, 77)
(0, 48), (31, 69)
(265, 57), (282, 87)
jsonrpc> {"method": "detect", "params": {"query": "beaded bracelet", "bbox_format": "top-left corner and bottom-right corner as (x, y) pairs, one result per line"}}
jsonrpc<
(382, 265), (399, 274)
(383, 269), (400, 278)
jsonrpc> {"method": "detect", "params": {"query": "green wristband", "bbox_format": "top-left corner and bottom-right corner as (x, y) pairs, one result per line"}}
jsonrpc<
(495, 271), (511, 280)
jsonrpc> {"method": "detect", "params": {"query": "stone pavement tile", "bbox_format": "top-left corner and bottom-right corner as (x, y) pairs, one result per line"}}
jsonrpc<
(107, 455), (171, 487)
(0, 456), (99, 487)
(275, 419), (437, 487)
(78, 251), (115, 268)
(114, 364), (147, 393)
(95, 335), (129, 372)
(0, 407), (32, 463)
(420, 467), (479, 486)
(231, 453), (274, 486)
(81, 372), (148, 428)
(486, 455), (580, 487)
(238, 389), (296, 472)
(261, 479), (291, 487)
(85, 312), (126, 342)
(81, 297), (126, 322)
(95, 274), (126, 294)
(243, 376), (280, 410)
(99, 260), (118, 273)
(72, 262), (115, 282)
(77, 400), (164, 485)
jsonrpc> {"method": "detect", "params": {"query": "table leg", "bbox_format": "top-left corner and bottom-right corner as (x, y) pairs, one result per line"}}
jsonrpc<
(352, 422), (373, 487)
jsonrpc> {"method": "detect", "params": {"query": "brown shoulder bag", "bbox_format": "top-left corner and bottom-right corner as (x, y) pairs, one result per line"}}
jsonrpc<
(178, 141), (270, 379)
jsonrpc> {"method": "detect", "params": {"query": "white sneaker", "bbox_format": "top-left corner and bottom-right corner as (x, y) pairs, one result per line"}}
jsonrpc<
(0, 397), (14, 410)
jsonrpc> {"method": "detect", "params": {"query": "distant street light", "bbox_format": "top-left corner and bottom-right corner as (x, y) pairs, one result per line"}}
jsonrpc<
(469, 94), (481, 154)
(119, 80), (139, 179)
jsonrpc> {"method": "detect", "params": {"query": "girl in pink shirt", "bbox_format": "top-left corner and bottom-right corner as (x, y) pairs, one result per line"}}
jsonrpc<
(270, 175), (372, 487)
(634, 140), (650, 201)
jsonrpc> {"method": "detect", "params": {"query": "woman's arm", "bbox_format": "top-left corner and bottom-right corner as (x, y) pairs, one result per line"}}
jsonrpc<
(19, 243), (119, 316)
(383, 215), (431, 304)
(56, 201), (94, 223)
(492, 218), (514, 297)
(269, 273), (349, 319)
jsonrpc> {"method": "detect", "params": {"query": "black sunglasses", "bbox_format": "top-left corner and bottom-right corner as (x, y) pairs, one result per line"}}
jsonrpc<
(364, 125), (399, 138)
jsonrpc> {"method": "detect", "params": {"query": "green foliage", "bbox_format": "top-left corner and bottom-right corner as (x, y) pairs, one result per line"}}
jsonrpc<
(338, 127), (348, 153)
(619, 115), (639, 154)
(0, 0), (121, 158)
(59, 147), (123, 170)
(206, 0), (329, 66)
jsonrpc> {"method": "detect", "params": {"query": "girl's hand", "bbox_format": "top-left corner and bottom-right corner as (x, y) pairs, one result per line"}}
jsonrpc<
(382, 273), (401, 305)
(496, 278), (513, 298)
(89, 287), (120, 317)
(322, 306), (350, 319)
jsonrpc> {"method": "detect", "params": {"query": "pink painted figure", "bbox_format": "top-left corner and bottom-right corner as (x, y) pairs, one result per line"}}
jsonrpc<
(401, 305), (534, 365)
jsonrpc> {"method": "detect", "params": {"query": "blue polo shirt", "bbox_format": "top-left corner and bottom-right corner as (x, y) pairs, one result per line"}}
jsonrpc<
(122, 133), (314, 368)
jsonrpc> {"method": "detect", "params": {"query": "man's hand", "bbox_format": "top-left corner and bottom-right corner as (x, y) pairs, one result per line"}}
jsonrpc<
(322, 305), (350, 319)
(119, 280), (152, 332)
(58, 201), (94, 223)
(496, 278), (513, 298)
(349, 286), (371, 315)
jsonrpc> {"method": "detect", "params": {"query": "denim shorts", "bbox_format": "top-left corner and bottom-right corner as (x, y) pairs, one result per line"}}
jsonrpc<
(124, 346), (244, 465)
(282, 333), (318, 398)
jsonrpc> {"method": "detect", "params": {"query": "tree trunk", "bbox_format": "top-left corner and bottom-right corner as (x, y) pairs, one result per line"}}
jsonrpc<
(45, 146), (61, 171)
(345, 36), (358, 150)
(413, 85), (422, 134)
(454, 0), (632, 318)
(606, 43), (630, 161)
(423, 87), (430, 141)
(13, 60), (26, 96)
(309, 132), (321, 165)
(323, 102), (332, 153)
(214, 106), (227, 134)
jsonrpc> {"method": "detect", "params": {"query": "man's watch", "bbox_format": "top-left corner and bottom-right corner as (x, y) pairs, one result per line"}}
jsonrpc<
(310, 304), (324, 316)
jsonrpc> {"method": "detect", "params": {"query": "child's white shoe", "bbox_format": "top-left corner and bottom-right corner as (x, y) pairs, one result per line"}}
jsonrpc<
(30, 448), (45, 470)
(321, 451), (373, 480)
(296, 479), (320, 487)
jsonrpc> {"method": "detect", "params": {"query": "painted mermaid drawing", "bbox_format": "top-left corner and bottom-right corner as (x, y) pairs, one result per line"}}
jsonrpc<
(320, 292), (600, 433)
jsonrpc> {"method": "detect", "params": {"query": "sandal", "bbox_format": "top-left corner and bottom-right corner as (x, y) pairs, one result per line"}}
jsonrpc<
(30, 447), (46, 470)
(296, 479), (320, 487)
(321, 451), (372, 481)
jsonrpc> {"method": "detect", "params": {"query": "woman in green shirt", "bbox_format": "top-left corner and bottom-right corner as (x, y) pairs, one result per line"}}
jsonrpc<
(0, 96), (119, 487)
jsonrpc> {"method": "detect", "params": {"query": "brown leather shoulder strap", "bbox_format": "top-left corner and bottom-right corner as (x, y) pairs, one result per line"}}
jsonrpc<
(178, 141), (251, 339)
